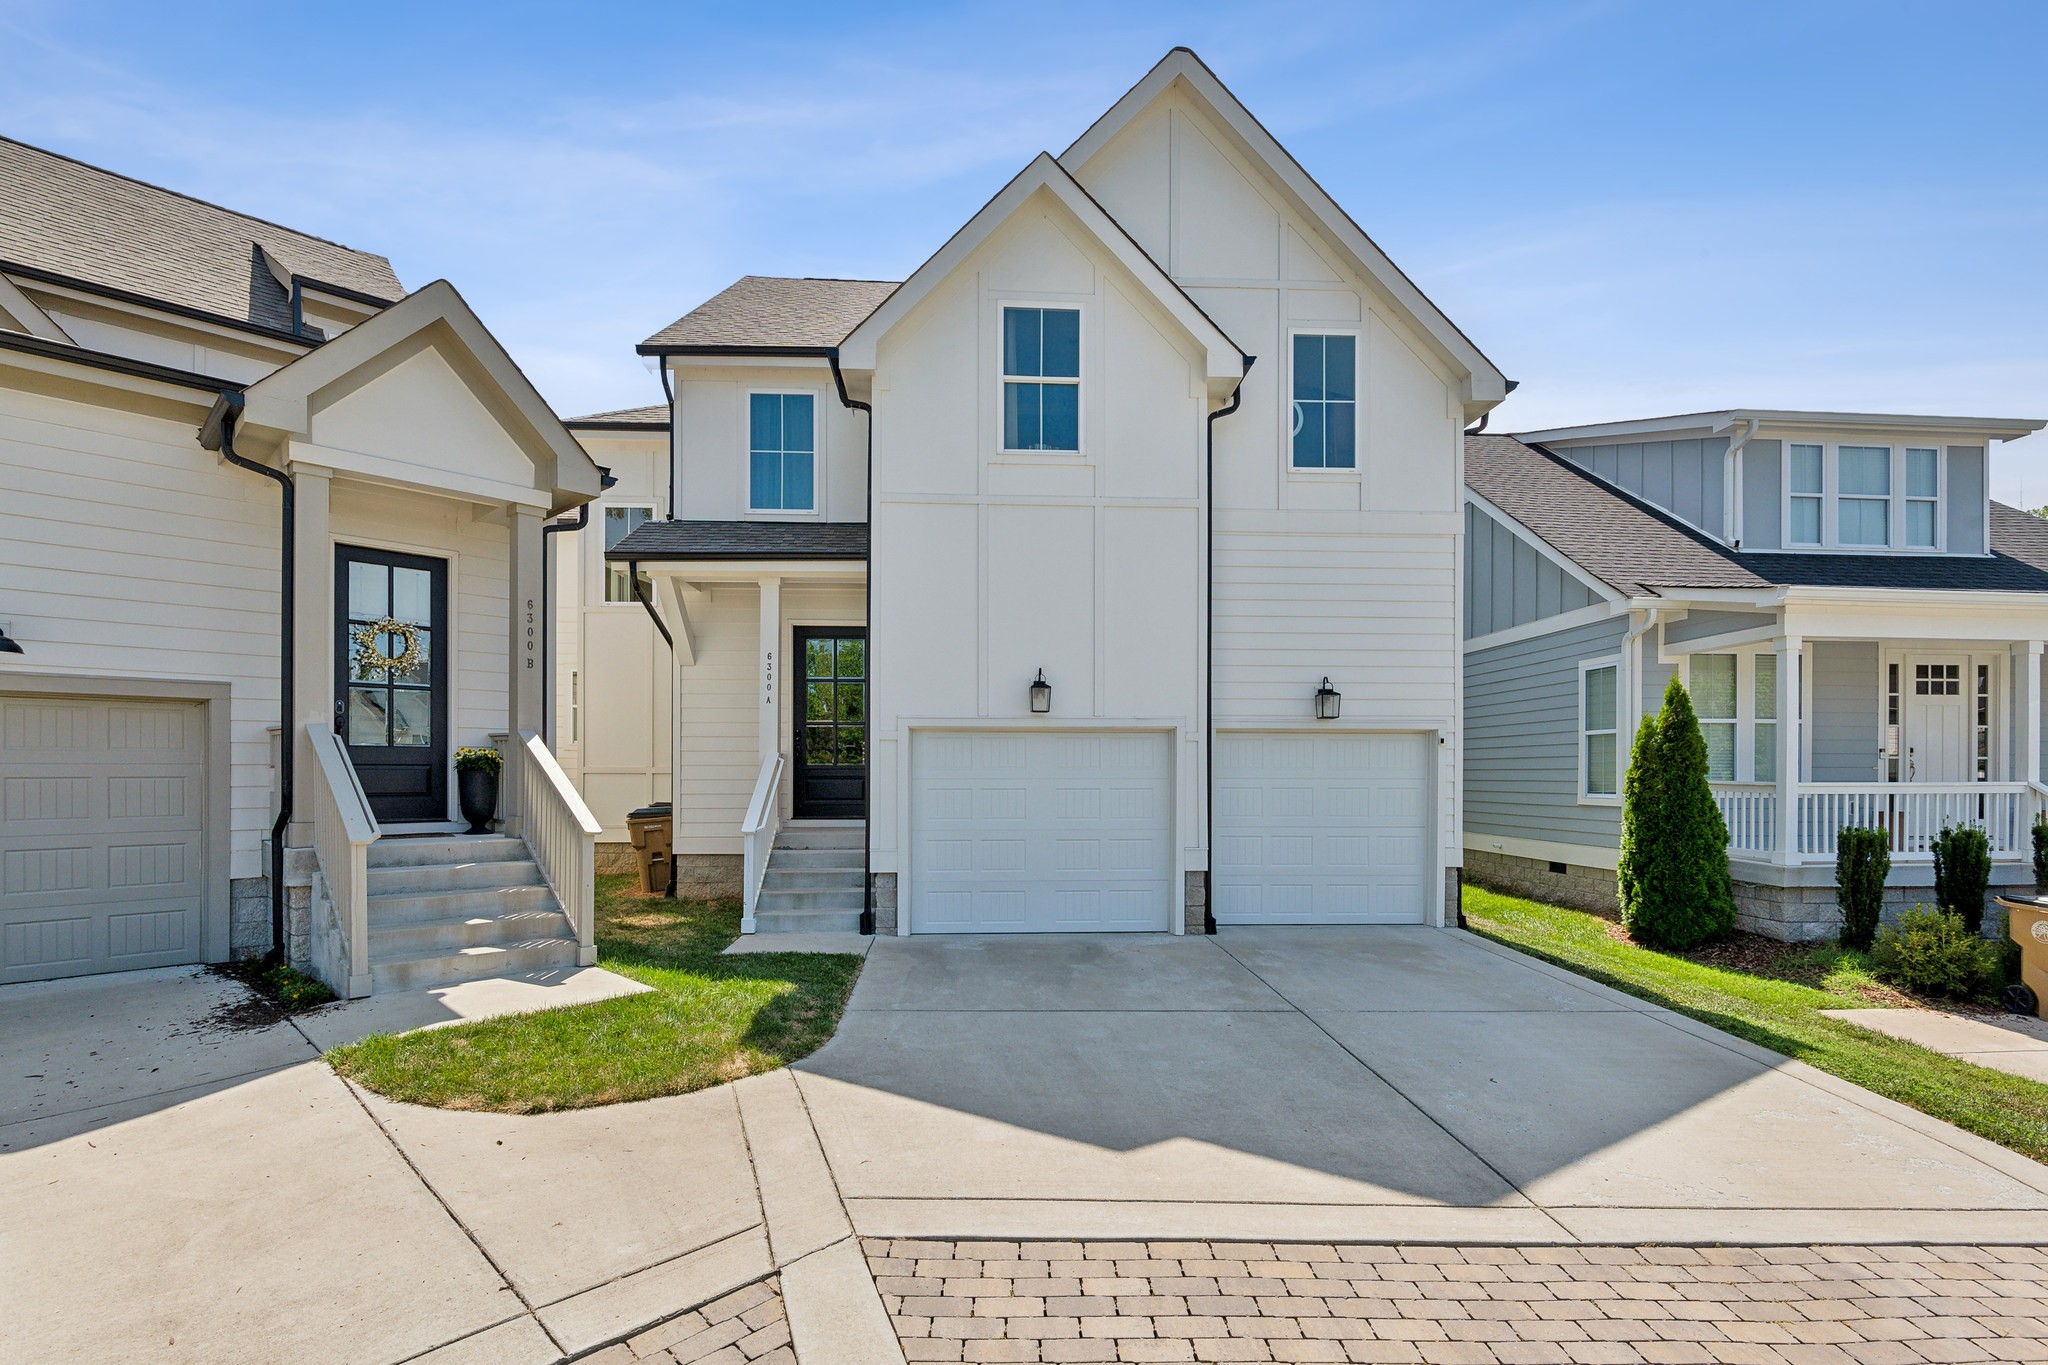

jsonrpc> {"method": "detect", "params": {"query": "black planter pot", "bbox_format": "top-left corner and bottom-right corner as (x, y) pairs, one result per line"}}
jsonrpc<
(457, 767), (499, 835)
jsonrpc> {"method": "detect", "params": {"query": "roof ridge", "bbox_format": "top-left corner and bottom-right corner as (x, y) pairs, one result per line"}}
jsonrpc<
(0, 134), (391, 265)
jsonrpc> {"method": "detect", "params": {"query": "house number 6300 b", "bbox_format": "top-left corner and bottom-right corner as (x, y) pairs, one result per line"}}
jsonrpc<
(524, 597), (536, 669)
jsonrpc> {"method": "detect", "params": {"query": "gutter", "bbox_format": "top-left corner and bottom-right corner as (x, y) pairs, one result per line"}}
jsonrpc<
(825, 346), (878, 935)
(3, 258), (320, 349)
(1203, 357), (1255, 935)
(199, 391), (295, 966)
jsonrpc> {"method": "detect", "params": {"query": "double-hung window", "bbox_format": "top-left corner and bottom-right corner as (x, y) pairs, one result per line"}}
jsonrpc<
(1581, 660), (1620, 799)
(1291, 333), (1357, 469)
(749, 392), (816, 512)
(603, 505), (652, 603)
(1753, 652), (1778, 783)
(1788, 443), (1823, 545)
(1785, 442), (1940, 550)
(1002, 306), (1080, 452)
(1837, 445), (1891, 546)
(1690, 650), (1784, 783)
(1691, 653), (1738, 781)
(1905, 447), (1940, 548)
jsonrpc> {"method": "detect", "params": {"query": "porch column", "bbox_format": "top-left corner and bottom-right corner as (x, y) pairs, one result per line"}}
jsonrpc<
(507, 506), (545, 740)
(1773, 635), (1802, 865)
(759, 576), (782, 764)
(2020, 641), (2044, 787)
(287, 464), (333, 849)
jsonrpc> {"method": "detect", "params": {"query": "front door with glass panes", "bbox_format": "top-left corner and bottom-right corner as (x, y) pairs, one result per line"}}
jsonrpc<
(337, 545), (450, 823)
(1902, 656), (1974, 783)
(793, 627), (866, 819)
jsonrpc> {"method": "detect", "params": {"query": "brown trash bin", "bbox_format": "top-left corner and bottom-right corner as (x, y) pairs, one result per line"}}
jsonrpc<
(2003, 897), (2048, 1020)
(626, 802), (674, 897)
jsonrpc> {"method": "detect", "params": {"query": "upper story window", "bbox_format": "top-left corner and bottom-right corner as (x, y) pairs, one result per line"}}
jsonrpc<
(749, 392), (816, 512)
(1291, 333), (1356, 469)
(602, 505), (652, 603)
(1784, 440), (1940, 551)
(1001, 306), (1080, 452)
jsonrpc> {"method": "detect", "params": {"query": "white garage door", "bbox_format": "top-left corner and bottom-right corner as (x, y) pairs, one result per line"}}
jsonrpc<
(910, 730), (1173, 933)
(1, 695), (208, 982)
(1213, 731), (1431, 925)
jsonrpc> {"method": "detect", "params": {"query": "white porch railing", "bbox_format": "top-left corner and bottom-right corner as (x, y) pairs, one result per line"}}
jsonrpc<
(740, 752), (786, 934)
(306, 725), (379, 998)
(509, 731), (601, 965)
(1715, 780), (2044, 862)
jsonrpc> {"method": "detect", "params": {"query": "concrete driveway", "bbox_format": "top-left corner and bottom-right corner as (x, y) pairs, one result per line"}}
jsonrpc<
(794, 926), (2048, 1244)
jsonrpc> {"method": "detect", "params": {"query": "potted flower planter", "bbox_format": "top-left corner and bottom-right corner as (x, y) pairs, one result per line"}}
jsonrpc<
(454, 745), (502, 835)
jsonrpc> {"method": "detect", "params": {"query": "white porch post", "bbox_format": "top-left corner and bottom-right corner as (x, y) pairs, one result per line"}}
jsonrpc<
(759, 576), (782, 765)
(288, 464), (333, 849)
(2019, 641), (2043, 788)
(502, 506), (544, 833)
(1774, 635), (1802, 864)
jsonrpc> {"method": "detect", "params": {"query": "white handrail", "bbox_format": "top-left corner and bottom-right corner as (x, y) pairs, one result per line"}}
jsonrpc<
(306, 725), (379, 998)
(509, 731), (602, 965)
(741, 752), (786, 934)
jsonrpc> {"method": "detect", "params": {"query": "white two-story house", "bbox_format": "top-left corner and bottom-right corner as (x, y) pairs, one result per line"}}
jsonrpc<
(608, 49), (1508, 935)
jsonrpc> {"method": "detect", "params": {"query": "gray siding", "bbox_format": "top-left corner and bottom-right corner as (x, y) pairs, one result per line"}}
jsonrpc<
(1664, 608), (1773, 646)
(1947, 445), (1987, 554)
(1741, 439), (1783, 549)
(1553, 437), (1728, 536)
(1810, 641), (1880, 782)
(1466, 615), (1631, 847)
(1464, 502), (1599, 639)
(1642, 632), (1676, 719)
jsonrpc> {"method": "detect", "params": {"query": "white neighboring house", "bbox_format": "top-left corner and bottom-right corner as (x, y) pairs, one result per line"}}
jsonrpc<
(607, 49), (1509, 936)
(0, 137), (604, 994)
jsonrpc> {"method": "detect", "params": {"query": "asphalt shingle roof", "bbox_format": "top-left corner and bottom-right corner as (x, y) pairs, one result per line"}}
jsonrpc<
(640, 276), (898, 350)
(565, 403), (670, 429)
(1468, 433), (2048, 596)
(606, 519), (869, 561)
(0, 136), (403, 334)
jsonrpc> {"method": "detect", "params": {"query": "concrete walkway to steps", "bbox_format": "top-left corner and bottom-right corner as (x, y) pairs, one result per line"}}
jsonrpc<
(10, 927), (2048, 1362)
(1822, 1007), (2048, 1085)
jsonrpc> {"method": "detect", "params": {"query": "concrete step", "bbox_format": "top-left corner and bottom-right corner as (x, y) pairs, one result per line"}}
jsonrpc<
(370, 938), (580, 994)
(368, 835), (527, 870)
(753, 908), (864, 934)
(762, 847), (865, 872)
(369, 905), (575, 959)
(773, 825), (865, 851)
(366, 859), (544, 897)
(757, 886), (866, 913)
(762, 866), (867, 892)
(367, 883), (555, 927)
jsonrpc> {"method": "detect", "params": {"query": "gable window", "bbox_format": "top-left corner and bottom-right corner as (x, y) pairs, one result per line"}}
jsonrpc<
(1001, 306), (1080, 451)
(603, 505), (652, 603)
(1581, 659), (1620, 799)
(749, 392), (816, 512)
(1788, 444), (1823, 545)
(1837, 445), (1890, 546)
(1905, 447), (1940, 548)
(1291, 333), (1357, 469)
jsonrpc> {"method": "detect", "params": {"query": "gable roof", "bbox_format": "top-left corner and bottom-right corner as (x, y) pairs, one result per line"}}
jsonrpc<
(639, 276), (898, 352)
(0, 136), (402, 335)
(566, 403), (671, 430)
(1468, 434), (2048, 597)
(1061, 48), (1506, 410)
(839, 152), (1245, 387)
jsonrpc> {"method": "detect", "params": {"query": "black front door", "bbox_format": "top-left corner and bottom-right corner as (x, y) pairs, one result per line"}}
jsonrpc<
(794, 627), (866, 819)
(337, 545), (450, 823)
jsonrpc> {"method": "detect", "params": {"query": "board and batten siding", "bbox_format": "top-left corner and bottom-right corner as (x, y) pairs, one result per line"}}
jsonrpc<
(1741, 439), (1783, 549)
(0, 386), (279, 879)
(1550, 437), (1729, 536)
(1947, 446), (1987, 554)
(1464, 502), (1600, 639)
(1809, 640), (1879, 783)
(1465, 615), (1630, 849)
(1663, 609), (1772, 646)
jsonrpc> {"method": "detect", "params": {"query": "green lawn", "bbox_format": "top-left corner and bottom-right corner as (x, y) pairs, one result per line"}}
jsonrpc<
(1461, 884), (2048, 1166)
(327, 875), (863, 1113)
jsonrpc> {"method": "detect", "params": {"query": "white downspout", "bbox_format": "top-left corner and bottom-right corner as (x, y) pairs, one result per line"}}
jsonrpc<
(1725, 417), (1761, 547)
(1622, 603), (1667, 746)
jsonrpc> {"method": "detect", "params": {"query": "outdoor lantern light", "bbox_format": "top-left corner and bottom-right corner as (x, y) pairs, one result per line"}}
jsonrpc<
(1314, 676), (1341, 720)
(0, 624), (21, 655)
(1029, 669), (1052, 714)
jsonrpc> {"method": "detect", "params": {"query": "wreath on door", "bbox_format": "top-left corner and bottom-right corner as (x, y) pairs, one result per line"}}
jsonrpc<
(352, 617), (427, 679)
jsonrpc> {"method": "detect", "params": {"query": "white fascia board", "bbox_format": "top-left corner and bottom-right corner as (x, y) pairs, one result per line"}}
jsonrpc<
(634, 559), (868, 583)
(1522, 409), (2047, 445)
(1627, 588), (1787, 610)
(1462, 488), (1624, 604)
(1060, 49), (1506, 406)
(0, 274), (74, 343)
(839, 152), (1243, 389)
(1462, 600), (1624, 653)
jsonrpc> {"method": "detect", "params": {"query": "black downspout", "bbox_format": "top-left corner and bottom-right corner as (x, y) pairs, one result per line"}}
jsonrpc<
(629, 559), (674, 649)
(1463, 410), (1489, 437)
(540, 499), (593, 749)
(201, 392), (294, 965)
(1204, 359), (1254, 935)
(656, 358), (678, 521)
(826, 348), (877, 936)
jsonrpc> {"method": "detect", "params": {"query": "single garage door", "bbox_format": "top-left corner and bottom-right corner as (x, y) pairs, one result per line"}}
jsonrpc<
(1213, 731), (1431, 924)
(910, 730), (1173, 932)
(1, 694), (208, 982)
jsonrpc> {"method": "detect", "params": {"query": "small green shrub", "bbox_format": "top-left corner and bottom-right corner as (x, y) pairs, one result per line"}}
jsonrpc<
(2033, 812), (2048, 888)
(1871, 906), (2003, 1001)
(259, 961), (336, 1011)
(1617, 677), (1736, 950)
(1932, 824), (1992, 935)
(1833, 825), (1890, 952)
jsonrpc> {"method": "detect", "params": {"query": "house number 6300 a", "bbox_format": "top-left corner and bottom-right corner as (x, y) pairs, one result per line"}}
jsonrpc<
(762, 651), (775, 704)
(523, 597), (536, 669)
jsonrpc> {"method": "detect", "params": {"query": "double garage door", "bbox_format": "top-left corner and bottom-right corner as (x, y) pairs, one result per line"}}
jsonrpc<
(1, 695), (209, 982)
(905, 728), (1432, 932)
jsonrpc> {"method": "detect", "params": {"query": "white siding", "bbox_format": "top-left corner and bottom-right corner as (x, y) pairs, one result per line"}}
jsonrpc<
(671, 361), (867, 523)
(671, 583), (759, 854)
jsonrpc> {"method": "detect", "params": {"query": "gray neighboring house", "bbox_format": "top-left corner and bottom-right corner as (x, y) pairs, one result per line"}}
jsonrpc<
(1462, 412), (2048, 940)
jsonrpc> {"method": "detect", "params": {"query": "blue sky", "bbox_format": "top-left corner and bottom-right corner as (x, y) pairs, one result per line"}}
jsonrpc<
(5, 1), (2046, 498)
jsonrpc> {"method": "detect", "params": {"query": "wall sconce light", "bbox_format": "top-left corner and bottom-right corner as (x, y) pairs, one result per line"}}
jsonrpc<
(1314, 676), (1341, 720)
(0, 622), (22, 655)
(1029, 669), (1052, 714)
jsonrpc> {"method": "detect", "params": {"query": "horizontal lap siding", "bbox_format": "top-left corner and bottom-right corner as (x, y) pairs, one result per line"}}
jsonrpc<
(0, 390), (280, 879)
(1465, 615), (1630, 849)
(673, 583), (758, 853)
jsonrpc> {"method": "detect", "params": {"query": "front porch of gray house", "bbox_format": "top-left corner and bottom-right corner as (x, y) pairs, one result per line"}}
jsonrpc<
(1662, 593), (2048, 936)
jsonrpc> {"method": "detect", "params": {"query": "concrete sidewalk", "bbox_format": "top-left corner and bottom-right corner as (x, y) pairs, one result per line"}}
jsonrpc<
(1824, 1006), (2048, 1084)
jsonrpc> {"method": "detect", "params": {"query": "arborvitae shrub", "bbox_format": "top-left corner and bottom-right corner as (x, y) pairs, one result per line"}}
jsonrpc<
(1618, 677), (1737, 949)
(1931, 824), (1992, 936)
(1834, 826), (1890, 952)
